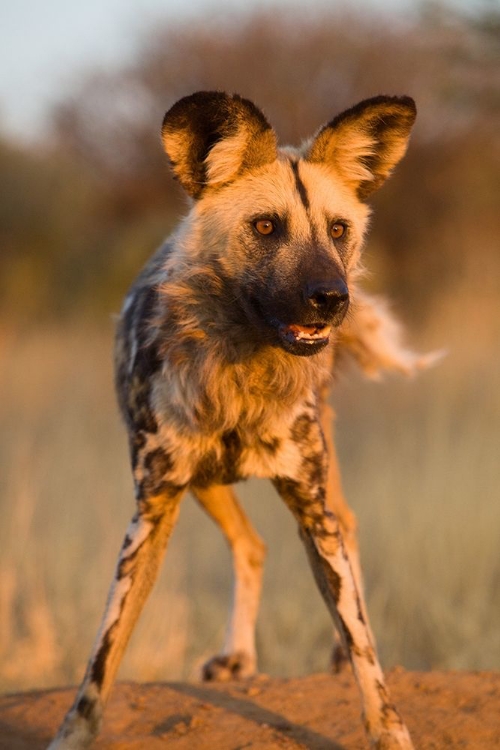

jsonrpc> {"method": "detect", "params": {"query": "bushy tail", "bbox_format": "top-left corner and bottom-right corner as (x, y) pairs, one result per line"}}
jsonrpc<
(337, 288), (444, 379)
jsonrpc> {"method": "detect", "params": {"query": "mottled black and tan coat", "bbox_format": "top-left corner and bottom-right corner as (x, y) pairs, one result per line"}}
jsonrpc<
(50, 91), (431, 750)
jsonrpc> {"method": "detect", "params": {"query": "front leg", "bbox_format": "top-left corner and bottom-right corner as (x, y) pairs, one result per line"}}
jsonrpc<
(48, 488), (185, 749)
(320, 398), (374, 671)
(272, 421), (412, 749)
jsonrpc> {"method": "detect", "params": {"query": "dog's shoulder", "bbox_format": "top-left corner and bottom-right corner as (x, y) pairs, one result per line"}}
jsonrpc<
(113, 239), (175, 422)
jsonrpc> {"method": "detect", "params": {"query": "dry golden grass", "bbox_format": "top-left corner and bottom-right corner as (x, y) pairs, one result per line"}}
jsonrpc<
(0, 288), (499, 692)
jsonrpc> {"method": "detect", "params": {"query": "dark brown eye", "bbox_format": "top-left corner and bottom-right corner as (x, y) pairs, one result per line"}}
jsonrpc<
(254, 219), (275, 235)
(330, 222), (346, 240)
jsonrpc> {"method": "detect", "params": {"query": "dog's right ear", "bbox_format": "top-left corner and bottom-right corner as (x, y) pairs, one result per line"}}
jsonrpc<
(161, 91), (278, 198)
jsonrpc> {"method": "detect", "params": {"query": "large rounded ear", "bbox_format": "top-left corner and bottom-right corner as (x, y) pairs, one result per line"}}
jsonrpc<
(306, 96), (416, 200)
(161, 91), (278, 198)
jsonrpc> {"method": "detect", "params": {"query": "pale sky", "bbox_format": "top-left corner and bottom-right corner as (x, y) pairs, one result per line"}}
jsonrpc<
(0, 0), (484, 142)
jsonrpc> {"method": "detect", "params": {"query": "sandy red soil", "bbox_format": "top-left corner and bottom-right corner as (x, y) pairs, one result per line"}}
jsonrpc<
(1, 670), (499, 749)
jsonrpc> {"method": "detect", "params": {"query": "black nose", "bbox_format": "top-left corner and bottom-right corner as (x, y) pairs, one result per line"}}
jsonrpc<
(304, 278), (349, 317)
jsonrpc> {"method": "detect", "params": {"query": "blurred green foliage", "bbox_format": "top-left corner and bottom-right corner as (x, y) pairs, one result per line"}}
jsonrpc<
(1, 3), (499, 323)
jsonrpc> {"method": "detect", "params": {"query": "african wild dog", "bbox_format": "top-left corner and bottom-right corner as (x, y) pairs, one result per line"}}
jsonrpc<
(49, 91), (427, 749)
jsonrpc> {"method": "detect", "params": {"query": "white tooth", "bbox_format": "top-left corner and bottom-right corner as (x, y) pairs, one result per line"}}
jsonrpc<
(297, 331), (317, 340)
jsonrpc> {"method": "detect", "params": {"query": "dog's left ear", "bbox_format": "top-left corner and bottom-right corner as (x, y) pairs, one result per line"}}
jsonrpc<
(306, 96), (416, 200)
(161, 91), (278, 198)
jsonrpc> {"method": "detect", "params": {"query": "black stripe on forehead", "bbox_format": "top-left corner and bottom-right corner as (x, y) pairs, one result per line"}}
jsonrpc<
(290, 160), (310, 212)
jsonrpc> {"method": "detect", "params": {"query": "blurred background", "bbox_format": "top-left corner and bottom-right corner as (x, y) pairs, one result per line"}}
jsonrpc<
(1, 0), (499, 693)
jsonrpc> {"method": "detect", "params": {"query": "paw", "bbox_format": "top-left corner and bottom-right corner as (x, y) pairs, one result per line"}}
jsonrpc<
(47, 722), (95, 750)
(48, 698), (101, 750)
(201, 652), (255, 682)
(374, 727), (414, 750)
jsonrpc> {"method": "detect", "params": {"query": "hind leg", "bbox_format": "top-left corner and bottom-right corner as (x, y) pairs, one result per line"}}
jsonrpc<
(192, 484), (266, 681)
(320, 400), (373, 670)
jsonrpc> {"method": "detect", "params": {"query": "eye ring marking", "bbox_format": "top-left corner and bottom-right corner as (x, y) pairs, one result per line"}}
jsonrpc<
(254, 219), (275, 236)
(330, 221), (346, 240)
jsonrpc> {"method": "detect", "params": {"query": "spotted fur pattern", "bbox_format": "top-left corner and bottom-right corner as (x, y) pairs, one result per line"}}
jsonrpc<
(49, 91), (422, 749)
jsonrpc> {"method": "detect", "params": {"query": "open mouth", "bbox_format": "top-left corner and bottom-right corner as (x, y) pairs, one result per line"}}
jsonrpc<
(245, 296), (334, 356)
(278, 322), (332, 345)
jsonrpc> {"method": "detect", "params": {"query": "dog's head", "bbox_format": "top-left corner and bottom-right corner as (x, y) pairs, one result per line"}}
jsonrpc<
(161, 92), (416, 356)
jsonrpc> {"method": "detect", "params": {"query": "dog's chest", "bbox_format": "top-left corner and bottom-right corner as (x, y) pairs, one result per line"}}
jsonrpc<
(190, 428), (284, 487)
(188, 429), (242, 487)
(135, 406), (314, 493)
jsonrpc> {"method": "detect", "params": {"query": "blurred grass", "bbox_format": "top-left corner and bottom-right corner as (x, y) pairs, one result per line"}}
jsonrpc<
(1, 289), (499, 693)
(1, 1), (499, 697)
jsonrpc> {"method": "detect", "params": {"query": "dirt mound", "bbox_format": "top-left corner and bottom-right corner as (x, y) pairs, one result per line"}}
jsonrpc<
(1, 670), (499, 749)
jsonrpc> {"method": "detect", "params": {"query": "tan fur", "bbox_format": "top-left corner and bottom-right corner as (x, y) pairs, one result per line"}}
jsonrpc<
(49, 92), (422, 750)
(153, 260), (331, 435)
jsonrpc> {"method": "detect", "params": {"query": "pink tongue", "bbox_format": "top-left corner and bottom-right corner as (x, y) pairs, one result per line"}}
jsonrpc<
(288, 324), (319, 334)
